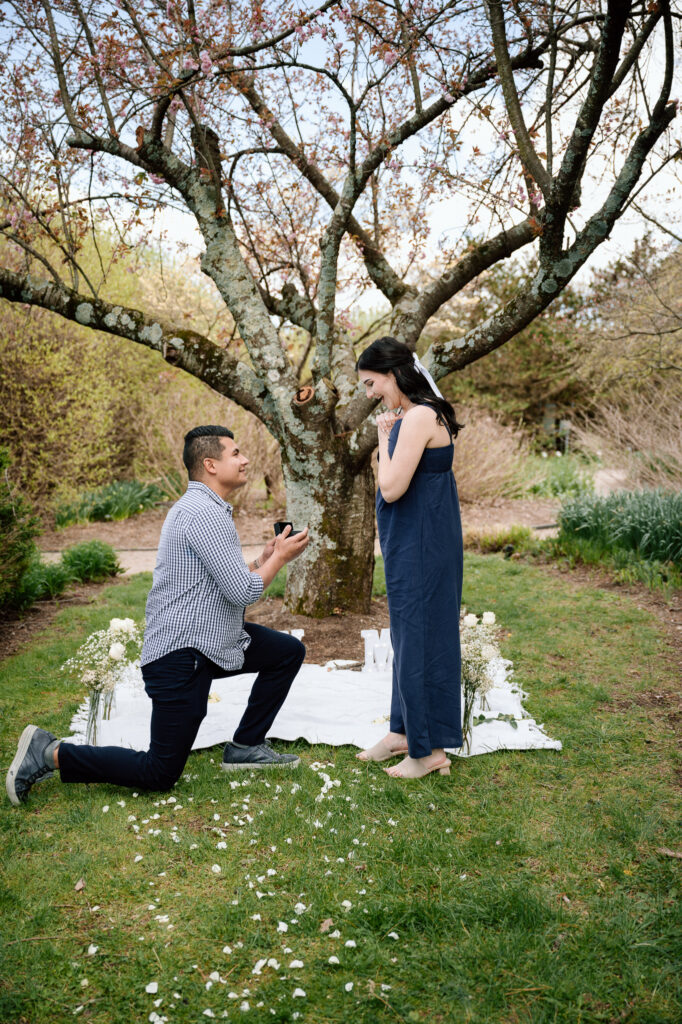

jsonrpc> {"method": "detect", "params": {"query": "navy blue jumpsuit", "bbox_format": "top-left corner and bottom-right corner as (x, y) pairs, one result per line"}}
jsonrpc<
(376, 416), (463, 757)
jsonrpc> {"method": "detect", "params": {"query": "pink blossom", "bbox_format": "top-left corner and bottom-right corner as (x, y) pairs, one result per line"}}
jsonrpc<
(384, 50), (398, 66)
(200, 51), (213, 75)
(442, 93), (455, 104)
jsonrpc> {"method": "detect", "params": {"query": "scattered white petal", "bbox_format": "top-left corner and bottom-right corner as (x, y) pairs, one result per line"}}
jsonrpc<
(289, 960), (304, 969)
(211, 865), (222, 874)
(117, 800), (126, 807)
(345, 940), (356, 948)
(341, 900), (352, 910)
(292, 988), (306, 998)
(87, 944), (98, 956)
(145, 982), (158, 994)
(344, 982), (354, 992)
(294, 902), (307, 914)
(223, 945), (232, 954)
(216, 842), (227, 850)
(388, 931), (399, 940)
(328, 956), (340, 965)
(134, 855), (144, 863)
(203, 1011), (216, 1018)
(80, 979), (89, 988)
(267, 959), (280, 970)
(329, 929), (341, 938)
(251, 914), (261, 921)
(252, 959), (267, 975)
(277, 921), (288, 932)
(239, 1002), (249, 1012)
(102, 806), (109, 813)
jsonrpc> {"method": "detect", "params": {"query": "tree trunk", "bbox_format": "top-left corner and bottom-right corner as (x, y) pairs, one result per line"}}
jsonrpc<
(281, 454), (376, 616)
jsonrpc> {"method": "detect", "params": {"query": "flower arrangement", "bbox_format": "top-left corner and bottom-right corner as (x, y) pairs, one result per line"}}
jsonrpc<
(62, 617), (143, 744)
(460, 610), (500, 753)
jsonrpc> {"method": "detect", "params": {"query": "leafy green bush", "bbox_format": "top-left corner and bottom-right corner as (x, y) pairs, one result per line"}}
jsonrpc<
(55, 479), (166, 528)
(0, 448), (42, 611)
(61, 541), (122, 583)
(558, 489), (682, 566)
(527, 452), (594, 499)
(11, 556), (75, 609)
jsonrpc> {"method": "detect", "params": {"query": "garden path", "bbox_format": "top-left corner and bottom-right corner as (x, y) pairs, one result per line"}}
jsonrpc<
(38, 497), (562, 575)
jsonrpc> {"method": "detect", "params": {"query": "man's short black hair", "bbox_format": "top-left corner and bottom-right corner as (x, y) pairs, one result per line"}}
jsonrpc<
(183, 425), (234, 479)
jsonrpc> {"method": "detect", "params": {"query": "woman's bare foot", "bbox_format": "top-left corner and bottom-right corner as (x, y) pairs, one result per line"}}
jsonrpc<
(385, 750), (451, 779)
(356, 732), (409, 762)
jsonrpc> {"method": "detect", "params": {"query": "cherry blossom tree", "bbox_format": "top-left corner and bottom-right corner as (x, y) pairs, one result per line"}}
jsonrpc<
(0, 0), (678, 614)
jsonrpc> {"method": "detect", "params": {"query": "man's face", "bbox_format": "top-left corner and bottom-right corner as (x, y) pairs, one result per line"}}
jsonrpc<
(205, 438), (249, 495)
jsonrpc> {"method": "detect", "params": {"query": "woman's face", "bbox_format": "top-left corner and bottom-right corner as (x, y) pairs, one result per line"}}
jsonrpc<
(359, 369), (401, 409)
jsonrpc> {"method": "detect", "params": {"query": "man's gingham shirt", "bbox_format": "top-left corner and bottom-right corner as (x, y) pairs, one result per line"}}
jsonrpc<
(141, 482), (264, 671)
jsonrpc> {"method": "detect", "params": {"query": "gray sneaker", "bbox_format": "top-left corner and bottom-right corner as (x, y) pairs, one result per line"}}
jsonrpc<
(222, 739), (300, 772)
(6, 725), (57, 805)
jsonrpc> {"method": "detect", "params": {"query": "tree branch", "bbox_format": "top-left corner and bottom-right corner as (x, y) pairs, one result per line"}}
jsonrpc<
(0, 267), (267, 421)
(484, 0), (552, 197)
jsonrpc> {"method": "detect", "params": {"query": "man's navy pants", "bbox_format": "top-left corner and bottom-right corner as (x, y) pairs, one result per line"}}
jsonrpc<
(58, 623), (305, 790)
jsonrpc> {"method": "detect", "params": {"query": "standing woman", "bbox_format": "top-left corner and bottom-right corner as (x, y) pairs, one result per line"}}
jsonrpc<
(356, 337), (464, 779)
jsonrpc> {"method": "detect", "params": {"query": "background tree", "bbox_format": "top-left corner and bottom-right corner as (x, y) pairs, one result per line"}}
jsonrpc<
(0, 0), (678, 614)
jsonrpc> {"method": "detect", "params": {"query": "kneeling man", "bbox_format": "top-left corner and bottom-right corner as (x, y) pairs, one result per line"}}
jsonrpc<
(7, 425), (309, 805)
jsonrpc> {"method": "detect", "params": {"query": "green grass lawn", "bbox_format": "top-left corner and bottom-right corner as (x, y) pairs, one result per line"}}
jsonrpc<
(1, 557), (680, 1024)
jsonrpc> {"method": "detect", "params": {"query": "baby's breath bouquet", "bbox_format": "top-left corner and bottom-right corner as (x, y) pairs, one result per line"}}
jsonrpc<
(460, 610), (500, 753)
(62, 617), (142, 744)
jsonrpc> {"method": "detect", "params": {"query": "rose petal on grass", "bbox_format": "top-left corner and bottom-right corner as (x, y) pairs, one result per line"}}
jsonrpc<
(292, 988), (306, 998)
(87, 944), (98, 956)
(344, 940), (356, 948)
(328, 956), (340, 965)
(344, 982), (354, 992)
(145, 982), (159, 994)
(289, 960), (303, 969)
(211, 865), (221, 874)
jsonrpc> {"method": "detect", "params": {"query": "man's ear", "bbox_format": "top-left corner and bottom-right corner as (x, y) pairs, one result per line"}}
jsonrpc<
(203, 458), (217, 477)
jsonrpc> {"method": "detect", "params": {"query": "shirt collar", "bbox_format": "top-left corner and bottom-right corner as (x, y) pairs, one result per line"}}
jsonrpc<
(187, 480), (233, 513)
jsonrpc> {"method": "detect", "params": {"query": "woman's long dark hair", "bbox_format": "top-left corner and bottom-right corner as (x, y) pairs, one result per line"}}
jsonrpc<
(356, 336), (463, 437)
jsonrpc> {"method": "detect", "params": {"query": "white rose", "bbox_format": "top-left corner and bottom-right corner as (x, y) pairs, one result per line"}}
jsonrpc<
(463, 613), (478, 628)
(108, 642), (126, 661)
(482, 611), (496, 625)
(109, 618), (124, 631)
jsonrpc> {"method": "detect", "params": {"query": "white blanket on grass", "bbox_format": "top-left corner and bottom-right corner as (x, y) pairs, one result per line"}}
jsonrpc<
(66, 659), (562, 758)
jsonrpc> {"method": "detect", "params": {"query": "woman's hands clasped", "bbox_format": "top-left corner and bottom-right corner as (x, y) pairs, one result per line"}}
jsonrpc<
(376, 409), (403, 438)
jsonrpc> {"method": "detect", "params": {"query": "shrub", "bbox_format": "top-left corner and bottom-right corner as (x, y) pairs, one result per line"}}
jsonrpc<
(558, 490), (682, 566)
(453, 409), (536, 503)
(11, 556), (75, 610)
(527, 452), (594, 499)
(0, 447), (41, 611)
(61, 541), (122, 583)
(55, 480), (166, 528)
(463, 525), (541, 555)
(572, 392), (682, 492)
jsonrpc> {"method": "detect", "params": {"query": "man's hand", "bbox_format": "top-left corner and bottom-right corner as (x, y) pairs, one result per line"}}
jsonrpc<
(273, 525), (309, 564)
(258, 537), (277, 565)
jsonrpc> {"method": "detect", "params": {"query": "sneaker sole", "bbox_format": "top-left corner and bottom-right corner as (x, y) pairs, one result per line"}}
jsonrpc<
(6, 724), (40, 806)
(221, 757), (301, 773)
